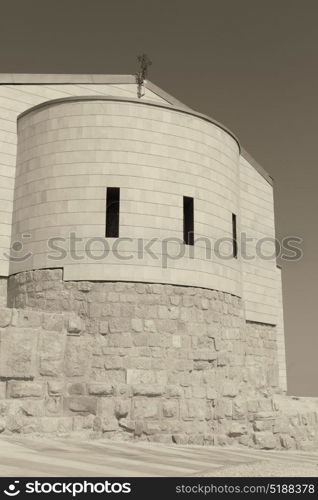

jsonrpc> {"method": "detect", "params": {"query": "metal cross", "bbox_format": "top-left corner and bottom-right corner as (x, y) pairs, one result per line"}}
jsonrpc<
(135, 53), (152, 98)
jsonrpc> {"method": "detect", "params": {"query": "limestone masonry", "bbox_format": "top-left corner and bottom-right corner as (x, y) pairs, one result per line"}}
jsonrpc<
(0, 74), (316, 449)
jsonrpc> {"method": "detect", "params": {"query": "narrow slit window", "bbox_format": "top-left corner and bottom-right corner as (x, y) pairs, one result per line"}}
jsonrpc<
(232, 213), (238, 258)
(183, 196), (194, 245)
(106, 187), (120, 237)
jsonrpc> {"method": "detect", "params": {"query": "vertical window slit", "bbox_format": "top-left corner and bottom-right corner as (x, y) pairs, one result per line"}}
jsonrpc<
(183, 196), (194, 245)
(232, 213), (238, 258)
(106, 187), (120, 238)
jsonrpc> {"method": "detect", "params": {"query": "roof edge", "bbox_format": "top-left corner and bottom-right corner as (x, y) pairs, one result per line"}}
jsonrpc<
(0, 73), (193, 111)
(241, 148), (273, 186)
(0, 73), (136, 84)
(17, 94), (241, 152)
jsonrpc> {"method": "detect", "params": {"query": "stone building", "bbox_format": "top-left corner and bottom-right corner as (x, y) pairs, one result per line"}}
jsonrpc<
(0, 74), (316, 449)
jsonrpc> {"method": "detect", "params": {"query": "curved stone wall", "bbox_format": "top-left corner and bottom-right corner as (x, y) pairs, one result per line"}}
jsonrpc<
(5, 270), (280, 446)
(1, 270), (315, 449)
(12, 98), (241, 296)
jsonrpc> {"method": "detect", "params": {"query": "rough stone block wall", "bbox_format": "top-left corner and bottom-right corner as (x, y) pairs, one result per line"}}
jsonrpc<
(0, 269), (317, 449)
(0, 277), (7, 307)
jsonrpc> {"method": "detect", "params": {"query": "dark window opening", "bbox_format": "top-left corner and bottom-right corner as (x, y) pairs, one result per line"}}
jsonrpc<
(183, 196), (194, 245)
(106, 187), (120, 237)
(232, 213), (238, 258)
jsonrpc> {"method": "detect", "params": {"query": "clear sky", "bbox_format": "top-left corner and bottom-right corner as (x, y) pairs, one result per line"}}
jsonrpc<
(0, 0), (317, 395)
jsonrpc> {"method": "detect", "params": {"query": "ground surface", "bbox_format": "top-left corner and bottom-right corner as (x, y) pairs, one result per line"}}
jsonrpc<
(0, 437), (317, 477)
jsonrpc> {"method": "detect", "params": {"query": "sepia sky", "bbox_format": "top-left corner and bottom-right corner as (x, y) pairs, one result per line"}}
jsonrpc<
(0, 0), (317, 395)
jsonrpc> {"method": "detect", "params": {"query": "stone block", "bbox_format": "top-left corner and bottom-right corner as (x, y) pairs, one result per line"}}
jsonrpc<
(173, 359), (194, 371)
(107, 333), (132, 348)
(192, 349), (217, 361)
(118, 418), (135, 432)
(279, 435), (296, 450)
(68, 383), (86, 395)
(8, 381), (43, 398)
(57, 417), (73, 433)
(180, 400), (207, 421)
(0, 307), (12, 327)
(233, 399), (248, 419)
(73, 415), (95, 431)
(253, 419), (274, 432)
(5, 412), (27, 433)
(77, 282), (92, 293)
(98, 398), (116, 423)
(48, 381), (64, 395)
(0, 328), (38, 379)
(45, 397), (63, 415)
(135, 283), (146, 294)
(206, 388), (218, 400)
(99, 321), (109, 335)
(42, 313), (64, 332)
(273, 417), (291, 434)
(222, 381), (238, 398)
(170, 296), (180, 306)
(38, 417), (56, 433)
(132, 334), (148, 346)
(64, 396), (97, 415)
(158, 305), (179, 320)
(228, 422), (248, 437)
(253, 431), (277, 449)
(108, 291), (120, 301)
(157, 319), (178, 334)
(215, 400), (233, 419)
(87, 383), (114, 396)
(64, 337), (89, 377)
(144, 320), (156, 332)
(104, 356), (124, 370)
(22, 399), (44, 417)
(126, 369), (168, 385)
(166, 385), (183, 398)
(39, 331), (65, 377)
(13, 310), (42, 329)
(120, 304), (135, 317)
(103, 303), (121, 317)
(254, 411), (277, 420)
(0, 418), (5, 433)
(102, 370), (126, 384)
(162, 401), (179, 418)
(133, 399), (160, 420)
(66, 314), (83, 335)
(238, 435), (250, 447)
(172, 335), (182, 348)
(147, 334), (163, 347)
(114, 400), (130, 419)
(247, 399), (259, 413)
(89, 303), (103, 318)
(131, 319), (143, 332)
(108, 318), (131, 333)
(193, 383), (208, 398)
(132, 385), (165, 397)
(217, 352), (229, 366)
(193, 361), (210, 371)
(129, 357), (152, 370)
(40, 416), (73, 434)
(188, 434), (205, 446)
(101, 419), (120, 432)
(172, 433), (189, 445)
(0, 382), (6, 399)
